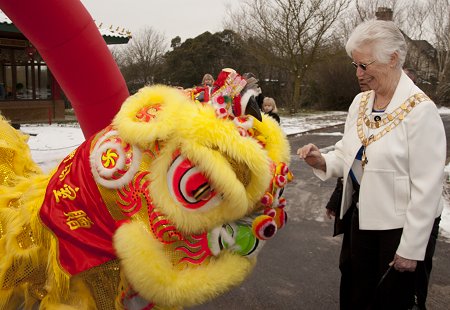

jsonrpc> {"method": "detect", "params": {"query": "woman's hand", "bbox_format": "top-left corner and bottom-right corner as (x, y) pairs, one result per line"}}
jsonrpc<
(389, 254), (417, 272)
(297, 143), (326, 172)
(326, 208), (336, 220)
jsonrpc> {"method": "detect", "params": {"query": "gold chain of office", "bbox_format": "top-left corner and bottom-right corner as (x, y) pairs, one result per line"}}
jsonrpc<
(356, 91), (430, 168)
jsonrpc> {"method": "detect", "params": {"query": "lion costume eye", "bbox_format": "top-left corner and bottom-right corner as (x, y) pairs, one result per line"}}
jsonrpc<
(167, 153), (221, 211)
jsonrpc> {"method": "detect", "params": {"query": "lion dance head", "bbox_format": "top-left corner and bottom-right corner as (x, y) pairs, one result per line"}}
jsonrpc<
(0, 69), (292, 309)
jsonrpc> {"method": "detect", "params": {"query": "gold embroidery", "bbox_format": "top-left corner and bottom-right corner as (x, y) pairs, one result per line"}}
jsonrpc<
(65, 210), (94, 230)
(53, 184), (79, 203)
(63, 149), (76, 163)
(59, 162), (73, 181)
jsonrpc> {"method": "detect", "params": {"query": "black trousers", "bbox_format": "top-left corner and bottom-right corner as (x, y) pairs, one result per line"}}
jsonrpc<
(339, 206), (440, 310)
(338, 207), (352, 310)
(415, 216), (440, 309)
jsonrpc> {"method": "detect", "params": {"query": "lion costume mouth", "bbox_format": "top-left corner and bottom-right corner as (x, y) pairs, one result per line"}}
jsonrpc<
(113, 221), (255, 308)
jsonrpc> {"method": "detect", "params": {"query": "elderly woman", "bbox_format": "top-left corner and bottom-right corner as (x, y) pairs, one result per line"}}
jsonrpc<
(297, 20), (445, 309)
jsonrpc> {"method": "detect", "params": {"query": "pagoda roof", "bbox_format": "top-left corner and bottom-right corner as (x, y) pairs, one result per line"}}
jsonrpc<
(0, 10), (131, 44)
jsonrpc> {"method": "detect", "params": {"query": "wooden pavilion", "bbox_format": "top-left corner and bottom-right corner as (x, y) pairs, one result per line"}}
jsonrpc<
(0, 11), (130, 124)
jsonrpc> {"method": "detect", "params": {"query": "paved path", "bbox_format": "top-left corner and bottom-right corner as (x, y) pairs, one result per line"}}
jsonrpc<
(191, 114), (450, 310)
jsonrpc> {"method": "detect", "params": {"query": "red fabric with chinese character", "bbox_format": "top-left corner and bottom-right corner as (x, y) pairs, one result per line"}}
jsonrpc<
(39, 135), (117, 275)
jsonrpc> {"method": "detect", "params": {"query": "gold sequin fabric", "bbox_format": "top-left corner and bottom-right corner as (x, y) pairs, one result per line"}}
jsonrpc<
(0, 119), (144, 309)
(0, 116), (42, 186)
(78, 259), (121, 310)
(0, 148), (14, 186)
(0, 118), (49, 308)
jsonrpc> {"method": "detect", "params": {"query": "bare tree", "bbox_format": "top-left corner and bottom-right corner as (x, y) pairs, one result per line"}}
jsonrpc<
(399, 0), (429, 40)
(226, 0), (351, 112)
(109, 45), (126, 68)
(401, 0), (450, 103)
(428, 0), (450, 88)
(335, 1), (412, 49)
(116, 27), (168, 92)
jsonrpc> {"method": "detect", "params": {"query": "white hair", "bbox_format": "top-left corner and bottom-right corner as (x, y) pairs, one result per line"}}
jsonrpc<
(345, 20), (407, 68)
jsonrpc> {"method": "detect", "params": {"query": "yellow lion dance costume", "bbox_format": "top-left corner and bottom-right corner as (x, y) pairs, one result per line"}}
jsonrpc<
(0, 69), (292, 309)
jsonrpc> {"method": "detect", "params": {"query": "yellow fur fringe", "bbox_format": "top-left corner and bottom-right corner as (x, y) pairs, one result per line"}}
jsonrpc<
(114, 222), (255, 308)
(0, 117), (72, 307)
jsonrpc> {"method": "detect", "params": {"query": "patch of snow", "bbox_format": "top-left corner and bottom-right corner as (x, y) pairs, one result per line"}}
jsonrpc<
(440, 197), (450, 241)
(280, 111), (347, 135)
(304, 132), (344, 136)
(23, 123), (84, 173)
(438, 106), (450, 115)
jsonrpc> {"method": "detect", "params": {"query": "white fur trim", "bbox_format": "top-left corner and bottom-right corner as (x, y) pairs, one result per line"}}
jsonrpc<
(90, 130), (142, 189)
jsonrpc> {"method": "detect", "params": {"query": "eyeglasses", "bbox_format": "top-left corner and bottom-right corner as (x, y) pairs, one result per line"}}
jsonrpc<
(351, 60), (376, 71)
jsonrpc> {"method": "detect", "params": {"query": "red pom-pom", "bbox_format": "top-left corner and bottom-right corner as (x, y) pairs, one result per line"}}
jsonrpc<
(252, 215), (277, 240)
(264, 208), (276, 217)
(216, 95), (225, 104)
(237, 127), (248, 137)
(216, 107), (228, 119)
(278, 163), (289, 175)
(277, 197), (287, 208)
(261, 192), (274, 207)
(273, 208), (288, 229)
(275, 175), (287, 187)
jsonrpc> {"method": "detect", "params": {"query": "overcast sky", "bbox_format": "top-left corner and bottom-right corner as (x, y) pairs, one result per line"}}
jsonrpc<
(81, 0), (236, 43)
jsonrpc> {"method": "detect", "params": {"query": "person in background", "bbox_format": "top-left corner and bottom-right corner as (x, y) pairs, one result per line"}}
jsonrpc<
(202, 73), (214, 87)
(192, 73), (215, 103)
(404, 67), (418, 84)
(262, 97), (281, 123)
(297, 20), (445, 309)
